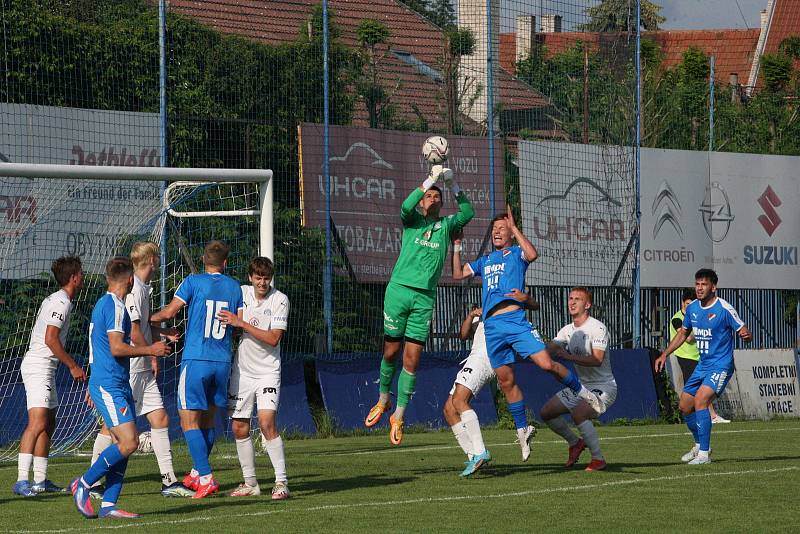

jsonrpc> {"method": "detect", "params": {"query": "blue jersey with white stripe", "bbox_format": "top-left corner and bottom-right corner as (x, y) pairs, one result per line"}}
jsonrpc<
(176, 272), (244, 363)
(682, 297), (744, 367)
(468, 245), (530, 318)
(89, 292), (132, 388)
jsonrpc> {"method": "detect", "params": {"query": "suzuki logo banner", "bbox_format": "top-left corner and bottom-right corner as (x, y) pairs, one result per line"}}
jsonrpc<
(518, 141), (636, 286)
(641, 149), (799, 289)
(299, 123), (504, 283)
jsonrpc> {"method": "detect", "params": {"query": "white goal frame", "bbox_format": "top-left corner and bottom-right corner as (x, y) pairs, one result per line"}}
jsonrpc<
(0, 163), (274, 259)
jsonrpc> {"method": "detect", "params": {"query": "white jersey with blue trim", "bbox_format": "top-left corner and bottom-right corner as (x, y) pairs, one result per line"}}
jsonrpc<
(89, 292), (132, 388)
(682, 297), (744, 367)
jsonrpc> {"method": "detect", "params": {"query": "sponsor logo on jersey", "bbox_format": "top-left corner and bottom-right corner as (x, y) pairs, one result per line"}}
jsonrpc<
(250, 318), (260, 327)
(693, 327), (712, 337)
(423, 229), (432, 240)
(708, 313), (716, 320)
(120, 406), (128, 416)
(51, 311), (64, 321)
(502, 249), (511, 257)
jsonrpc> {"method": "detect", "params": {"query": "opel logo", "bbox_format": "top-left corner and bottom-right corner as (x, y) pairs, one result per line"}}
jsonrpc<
(698, 182), (734, 242)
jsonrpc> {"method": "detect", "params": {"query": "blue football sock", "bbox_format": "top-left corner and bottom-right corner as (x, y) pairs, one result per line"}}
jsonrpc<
(508, 400), (528, 430)
(684, 411), (699, 443)
(560, 369), (582, 393)
(201, 427), (216, 455)
(101, 457), (128, 506)
(83, 443), (125, 487)
(185, 429), (211, 476)
(696, 408), (712, 451)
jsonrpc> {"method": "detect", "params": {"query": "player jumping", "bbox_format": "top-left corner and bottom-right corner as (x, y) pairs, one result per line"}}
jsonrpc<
(654, 268), (752, 464)
(151, 240), (243, 497)
(218, 257), (291, 500)
(364, 163), (474, 445)
(542, 287), (615, 471)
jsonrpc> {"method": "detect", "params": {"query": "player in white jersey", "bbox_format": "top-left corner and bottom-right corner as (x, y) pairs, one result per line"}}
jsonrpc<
(218, 257), (291, 499)
(87, 242), (190, 497)
(542, 288), (615, 472)
(14, 256), (86, 497)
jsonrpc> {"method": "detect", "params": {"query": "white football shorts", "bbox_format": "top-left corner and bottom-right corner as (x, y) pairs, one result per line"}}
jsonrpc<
(20, 359), (58, 410)
(554, 382), (617, 415)
(449, 349), (495, 397)
(228, 367), (281, 418)
(129, 370), (165, 416)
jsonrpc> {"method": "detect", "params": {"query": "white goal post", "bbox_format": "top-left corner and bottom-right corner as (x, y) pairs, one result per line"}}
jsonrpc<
(0, 162), (274, 259)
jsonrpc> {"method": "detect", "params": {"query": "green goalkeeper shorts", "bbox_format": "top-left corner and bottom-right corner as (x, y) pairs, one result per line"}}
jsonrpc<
(383, 281), (436, 343)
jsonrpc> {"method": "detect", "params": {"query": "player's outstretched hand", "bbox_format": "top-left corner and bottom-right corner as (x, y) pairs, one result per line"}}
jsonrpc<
(504, 288), (528, 303)
(84, 390), (95, 410)
(653, 353), (667, 372)
(441, 168), (454, 189)
(506, 204), (518, 231)
(160, 327), (180, 342)
(739, 326), (753, 343)
(217, 309), (243, 328)
(428, 164), (444, 182)
(69, 364), (87, 382)
(150, 341), (171, 357)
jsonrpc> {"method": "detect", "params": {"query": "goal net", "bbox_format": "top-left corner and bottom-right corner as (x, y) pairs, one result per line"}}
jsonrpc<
(0, 164), (271, 461)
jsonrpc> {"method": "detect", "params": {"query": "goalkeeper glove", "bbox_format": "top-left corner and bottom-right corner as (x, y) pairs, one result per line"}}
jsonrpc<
(422, 164), (444, 191)
(441, 168), (462, 196)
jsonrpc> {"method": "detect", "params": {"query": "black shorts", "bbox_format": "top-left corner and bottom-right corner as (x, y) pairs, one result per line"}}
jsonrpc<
(677, 356), (699, 382)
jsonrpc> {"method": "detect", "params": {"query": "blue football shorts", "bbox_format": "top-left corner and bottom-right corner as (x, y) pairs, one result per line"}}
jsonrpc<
(178, 359), (231, 410)
(89, 382), (136, 428)
(483, 309), (546, 369)
(683, 360), (734, 397)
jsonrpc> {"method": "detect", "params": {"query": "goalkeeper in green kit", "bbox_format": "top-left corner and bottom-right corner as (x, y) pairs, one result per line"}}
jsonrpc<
(364, 162), (474, 445)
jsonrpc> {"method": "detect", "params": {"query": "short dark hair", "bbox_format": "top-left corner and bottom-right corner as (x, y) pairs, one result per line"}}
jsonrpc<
(428, 185), (442, 195)
(106, 256), (133, 283)
(694, 268), (718, 285)
(248, 256), (274, 278)
(203, 240), (230, 267)
(51, 256), (82, 287)
(681, 287), (696, 301)
(491, 213), (508, 225)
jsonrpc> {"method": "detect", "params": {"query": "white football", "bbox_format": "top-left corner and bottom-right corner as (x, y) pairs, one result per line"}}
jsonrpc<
(422, 136), (449, 164)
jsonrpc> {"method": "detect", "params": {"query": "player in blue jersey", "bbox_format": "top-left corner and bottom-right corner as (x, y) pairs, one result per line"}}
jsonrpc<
(71, 257), (171, 519)
(453, 207), (604, 453)
(150, 240), (244, 498)
(655, 268), (752, 464)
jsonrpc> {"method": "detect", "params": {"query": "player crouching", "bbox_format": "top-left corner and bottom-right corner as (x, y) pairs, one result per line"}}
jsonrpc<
(541, 288), (615, 471)
(218, 257), (291, 499)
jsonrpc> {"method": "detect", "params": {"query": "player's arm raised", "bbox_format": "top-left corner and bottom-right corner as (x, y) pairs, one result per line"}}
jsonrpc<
(654, 326), (691, 372)
(217, 308), (284, 347)
(44, 325), (85, 382)
(459, 306), (481, 341)
(107, 331), (171, 358)
(451, 229), (476, 281)
(442, 168), (474, 227)
(506, 205), (537, 263)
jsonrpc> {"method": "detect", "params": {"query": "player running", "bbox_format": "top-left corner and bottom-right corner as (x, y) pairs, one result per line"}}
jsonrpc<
(71, 257), (171, 519)
(364, 163), (474, 445)
(151, 240), (243, 497)
(542, 288), (615, 472)
(654, 268), (752, 465)
(14, 256), (86, 497)
(218, 257), (291, 500)
(87, 242), (191, 498)
(453, 207), (603, 455)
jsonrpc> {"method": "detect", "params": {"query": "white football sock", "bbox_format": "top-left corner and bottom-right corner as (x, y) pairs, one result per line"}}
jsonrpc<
(265, 436), (287, 484)
(451, 422), (474, 458)
(460, 410), (486, 455)
(190, 468), (199, 478)
(546, 417), (580, 446)
(32, 456), (48, 483)
(150, 427), (177, 486)
(235, 436), (258, 487)
(17, 452), (32, 482)
(199, 473), (213, 485)
(577, 421), (603, 459)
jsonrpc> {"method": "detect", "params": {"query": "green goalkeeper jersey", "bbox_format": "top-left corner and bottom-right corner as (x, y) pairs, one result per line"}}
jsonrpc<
(389, 187), (474, 291)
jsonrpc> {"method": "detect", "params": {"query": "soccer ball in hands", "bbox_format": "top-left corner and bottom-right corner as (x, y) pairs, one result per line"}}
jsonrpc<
(422, 136), (449, 164)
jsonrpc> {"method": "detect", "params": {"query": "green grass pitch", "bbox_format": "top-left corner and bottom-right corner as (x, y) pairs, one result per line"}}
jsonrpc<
(2, 420), (799, 533)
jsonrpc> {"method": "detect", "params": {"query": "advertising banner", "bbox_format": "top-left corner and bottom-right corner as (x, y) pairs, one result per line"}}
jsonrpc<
(299, 123), (504, 283)
(0, 103), (162, 278)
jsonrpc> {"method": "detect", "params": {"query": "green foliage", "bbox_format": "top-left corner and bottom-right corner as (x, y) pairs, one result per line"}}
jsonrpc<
(440, 27), (477, 134)
(356, 19), (390, 47)
(778, 36), (800, 59)
(356, 19), (395, 129)
(445, 26), (475, 57)
(761, 53), (793, 92)
(402, 0), (455, 29)
(579, 0), (666, 32)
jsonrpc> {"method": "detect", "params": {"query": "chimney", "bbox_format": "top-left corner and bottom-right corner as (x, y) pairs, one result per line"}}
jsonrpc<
(729, 73), (740, 104)
(541, 14), (562, 33)
(516, 15), (535, 63)
(458, 0), (500, 127)
(760, 9), (768, 31)
(748, 0), (775, 93)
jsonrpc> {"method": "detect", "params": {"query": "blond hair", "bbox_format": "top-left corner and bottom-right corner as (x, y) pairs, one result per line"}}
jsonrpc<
(130, 241), (159, 269)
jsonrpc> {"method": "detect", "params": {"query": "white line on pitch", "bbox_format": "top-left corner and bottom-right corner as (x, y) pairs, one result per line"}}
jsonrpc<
(12, 466), (799, 533)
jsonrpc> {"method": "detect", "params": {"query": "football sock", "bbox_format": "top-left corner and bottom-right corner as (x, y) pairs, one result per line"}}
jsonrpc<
(83, 444), (125, 487)
(17, 452), (32, 482)
(378, 358), (397, 397)
(184, 429), (211, 477)
(201, 427), (216, 455)
(150, 427), (177, 487)
(461, 410), (486, 455)
(684, 411), (700, 443)
(102, 457), (128, 506)
(91, 432), (113, 466)
(397, 369), (416, 409)
(235, 436), (258, 487)
(265, 436), (287, 484)
(199, 474), (213, 485)
(546, 417), (580, 446)
(560, 370), (582, 393)
(577, 421), (603, 459)
(32, 456), (48, 484)
(451, 422), (474, 458)
(508, 400), (528, 430)
(696, 408), (712, 452)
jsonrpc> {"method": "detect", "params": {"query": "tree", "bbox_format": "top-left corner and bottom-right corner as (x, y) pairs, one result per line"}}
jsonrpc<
(356, 19), (393, 128)
(441, 27), (476, 134)
(427, 0), (456, 29)
(578, 0), (665, 32)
